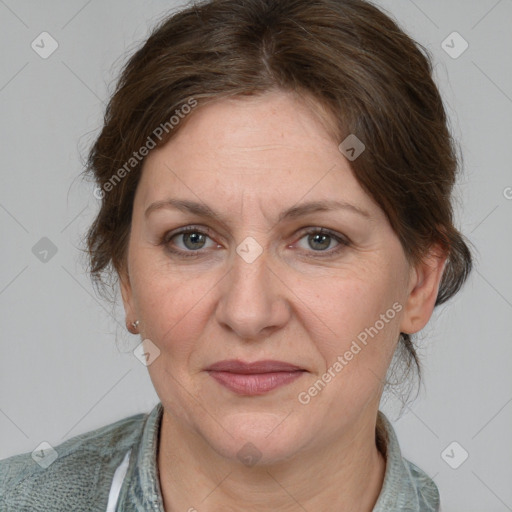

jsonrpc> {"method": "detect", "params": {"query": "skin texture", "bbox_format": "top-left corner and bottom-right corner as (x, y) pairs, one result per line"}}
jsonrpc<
(120, 90), (446, 511)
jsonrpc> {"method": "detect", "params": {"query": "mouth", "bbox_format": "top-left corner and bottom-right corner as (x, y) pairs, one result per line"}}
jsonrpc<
(205, 359), (306, 396)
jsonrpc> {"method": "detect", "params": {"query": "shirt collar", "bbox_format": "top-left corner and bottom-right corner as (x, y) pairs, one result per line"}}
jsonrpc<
(372, 411), (440, 511)
(116, 401), (165, 511)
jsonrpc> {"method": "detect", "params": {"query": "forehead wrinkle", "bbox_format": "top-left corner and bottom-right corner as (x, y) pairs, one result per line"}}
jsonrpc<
(235, 190), (276, 229)
(226, 143), (301, 151)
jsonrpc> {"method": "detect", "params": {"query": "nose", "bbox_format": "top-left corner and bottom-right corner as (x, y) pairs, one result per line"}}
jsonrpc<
(214, 247), (291, 341)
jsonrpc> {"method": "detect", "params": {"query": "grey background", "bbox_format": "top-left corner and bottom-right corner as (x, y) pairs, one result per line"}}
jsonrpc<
(1, 1), (511, 510)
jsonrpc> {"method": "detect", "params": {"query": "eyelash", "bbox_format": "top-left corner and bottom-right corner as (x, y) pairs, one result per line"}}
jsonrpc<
(160, 225), (350, 259)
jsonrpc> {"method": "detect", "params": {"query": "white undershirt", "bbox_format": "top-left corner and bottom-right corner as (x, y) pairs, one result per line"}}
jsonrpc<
(106, 448), (132, 512)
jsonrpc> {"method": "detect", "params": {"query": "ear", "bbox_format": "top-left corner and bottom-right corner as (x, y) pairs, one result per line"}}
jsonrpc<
(119, 267), (136, 331)
(400, 245), (448, 334)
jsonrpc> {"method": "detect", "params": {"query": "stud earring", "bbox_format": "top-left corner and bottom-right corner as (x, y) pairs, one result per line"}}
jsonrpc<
(128, 320), (140, 333)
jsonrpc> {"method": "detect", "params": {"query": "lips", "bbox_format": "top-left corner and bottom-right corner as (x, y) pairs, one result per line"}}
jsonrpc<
(205, 359), (305, 395)
(206, 359), (303, 373)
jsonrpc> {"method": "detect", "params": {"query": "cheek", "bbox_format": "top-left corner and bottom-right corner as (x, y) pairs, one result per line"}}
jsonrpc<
(293, 264), (405, 398)
(131, 262), (216, 361)
(300, 267), (402, 342)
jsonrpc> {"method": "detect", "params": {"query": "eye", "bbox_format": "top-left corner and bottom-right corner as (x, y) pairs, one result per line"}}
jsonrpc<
(295, 228), (349, 256)
(162, 226), (219, 257)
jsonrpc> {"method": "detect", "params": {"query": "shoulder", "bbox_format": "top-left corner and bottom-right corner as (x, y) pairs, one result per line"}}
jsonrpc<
(0, 411), (146, 512)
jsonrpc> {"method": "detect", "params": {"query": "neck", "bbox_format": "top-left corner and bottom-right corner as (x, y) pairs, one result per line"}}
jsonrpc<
(157, 409), (386, 512)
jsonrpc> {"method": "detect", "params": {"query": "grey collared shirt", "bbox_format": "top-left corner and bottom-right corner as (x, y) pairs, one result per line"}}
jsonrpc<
(0, 402), (440, 511)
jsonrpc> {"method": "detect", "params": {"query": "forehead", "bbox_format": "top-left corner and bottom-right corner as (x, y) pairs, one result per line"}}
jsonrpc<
(135, 91), (381, 220)
(146, 90), (340, 167)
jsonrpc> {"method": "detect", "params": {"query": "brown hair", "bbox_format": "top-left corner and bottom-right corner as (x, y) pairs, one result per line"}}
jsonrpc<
(84, 0), (472, 397)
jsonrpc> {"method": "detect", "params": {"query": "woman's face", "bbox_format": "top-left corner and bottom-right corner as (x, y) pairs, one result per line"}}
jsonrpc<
(121, 90), (442, 464)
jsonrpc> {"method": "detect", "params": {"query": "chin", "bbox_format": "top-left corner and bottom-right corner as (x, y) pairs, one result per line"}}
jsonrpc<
(200, 412), (308, 466)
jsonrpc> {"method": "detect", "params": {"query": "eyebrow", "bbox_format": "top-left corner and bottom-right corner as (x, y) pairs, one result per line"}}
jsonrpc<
(144, 198), (371, 223)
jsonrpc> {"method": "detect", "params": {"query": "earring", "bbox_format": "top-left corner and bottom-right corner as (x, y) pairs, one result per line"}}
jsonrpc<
(128, 320), (140, 333)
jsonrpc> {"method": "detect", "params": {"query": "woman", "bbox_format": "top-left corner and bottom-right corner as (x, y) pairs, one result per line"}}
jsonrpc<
(0, 0), (472, 510)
